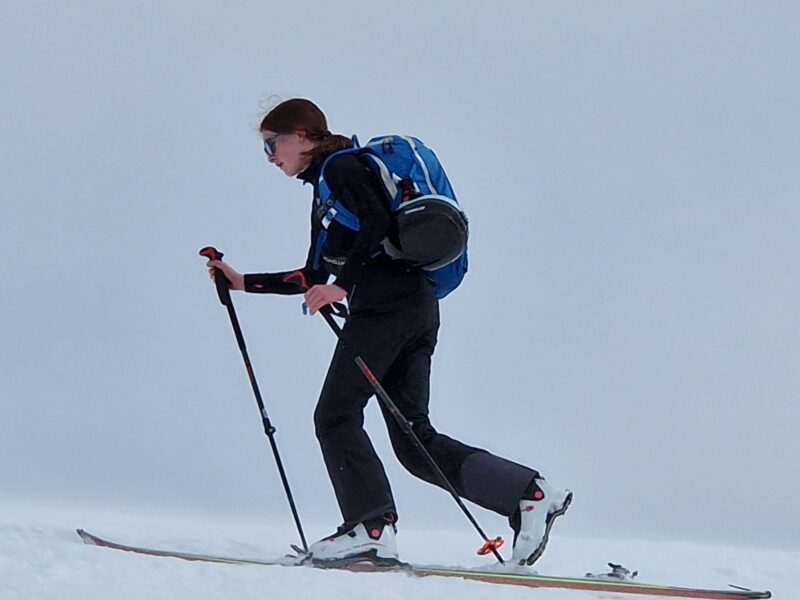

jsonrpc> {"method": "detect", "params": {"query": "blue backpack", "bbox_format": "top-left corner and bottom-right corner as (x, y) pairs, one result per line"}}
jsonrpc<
(315, 135), (469, 299)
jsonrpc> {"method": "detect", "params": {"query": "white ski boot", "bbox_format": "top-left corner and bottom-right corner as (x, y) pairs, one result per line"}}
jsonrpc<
(511, 478), (573, 566)
(308, 519), (399, 564)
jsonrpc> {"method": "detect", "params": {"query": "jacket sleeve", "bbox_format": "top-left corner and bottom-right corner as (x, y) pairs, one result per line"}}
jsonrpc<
(243, 206), (330, 294)
(323, 154), (391, 292)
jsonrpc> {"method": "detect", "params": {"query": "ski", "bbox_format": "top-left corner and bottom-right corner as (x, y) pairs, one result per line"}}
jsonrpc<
(76, 529), (771, 599)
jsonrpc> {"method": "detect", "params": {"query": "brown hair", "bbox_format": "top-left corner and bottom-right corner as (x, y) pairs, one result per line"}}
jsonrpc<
(259, 98), (352, 160)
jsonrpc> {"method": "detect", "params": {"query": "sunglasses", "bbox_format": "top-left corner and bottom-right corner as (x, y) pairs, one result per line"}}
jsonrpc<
(263, 133), (281, 157)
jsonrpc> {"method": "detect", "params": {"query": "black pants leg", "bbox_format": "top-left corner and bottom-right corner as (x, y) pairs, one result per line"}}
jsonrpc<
(314, 295), (540, 529)
(378, 300), (539, 517)
(314, 308), (413, 528)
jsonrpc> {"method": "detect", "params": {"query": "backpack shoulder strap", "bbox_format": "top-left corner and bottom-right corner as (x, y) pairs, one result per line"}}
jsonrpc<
(318, 135), (361, 201)
(317, 137), (363, 232)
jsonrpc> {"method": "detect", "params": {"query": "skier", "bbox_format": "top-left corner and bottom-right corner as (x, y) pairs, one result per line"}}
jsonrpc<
(206, 98), (572, 566)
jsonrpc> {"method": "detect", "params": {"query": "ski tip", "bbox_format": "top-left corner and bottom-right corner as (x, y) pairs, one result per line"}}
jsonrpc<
(76, 529), (92, 544)
(76, 529), (105, 547)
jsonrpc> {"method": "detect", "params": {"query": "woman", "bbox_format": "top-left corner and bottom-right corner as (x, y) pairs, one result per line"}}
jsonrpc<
(207, 98), (571, 565)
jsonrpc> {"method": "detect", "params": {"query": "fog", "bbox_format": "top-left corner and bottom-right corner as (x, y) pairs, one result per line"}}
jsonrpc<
(2, 1), (798, 551)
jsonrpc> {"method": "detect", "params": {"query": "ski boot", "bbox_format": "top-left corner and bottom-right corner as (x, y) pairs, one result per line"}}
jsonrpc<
(510, 478), (573, 566)
(307, 513), (400, 566)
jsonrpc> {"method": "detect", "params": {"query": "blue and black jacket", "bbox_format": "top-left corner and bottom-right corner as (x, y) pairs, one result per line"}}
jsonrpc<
(243, 151), (432, 310)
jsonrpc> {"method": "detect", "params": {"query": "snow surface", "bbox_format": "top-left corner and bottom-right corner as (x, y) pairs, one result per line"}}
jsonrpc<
(1, 498), (793, 600)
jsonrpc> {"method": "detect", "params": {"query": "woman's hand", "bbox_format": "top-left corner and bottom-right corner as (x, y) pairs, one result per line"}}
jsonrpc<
(207, 259), (245, 291)
(304, 284), (347, 315)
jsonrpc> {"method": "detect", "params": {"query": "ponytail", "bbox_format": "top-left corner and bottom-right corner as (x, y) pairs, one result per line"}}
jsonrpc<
(304, 132), (353, 161)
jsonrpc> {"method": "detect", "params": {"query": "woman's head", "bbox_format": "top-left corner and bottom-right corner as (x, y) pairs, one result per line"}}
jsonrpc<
(259, 98), (352, 177)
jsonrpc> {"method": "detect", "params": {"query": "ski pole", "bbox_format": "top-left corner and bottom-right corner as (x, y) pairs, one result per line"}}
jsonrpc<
(199, 246), (308, 553)
(286, 273), (506, 564)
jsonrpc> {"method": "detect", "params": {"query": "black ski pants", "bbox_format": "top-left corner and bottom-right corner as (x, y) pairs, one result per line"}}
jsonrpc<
(314, 292), (539, 529)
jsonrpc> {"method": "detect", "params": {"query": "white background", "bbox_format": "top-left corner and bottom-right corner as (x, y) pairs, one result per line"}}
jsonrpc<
(2, 1), (798, 552)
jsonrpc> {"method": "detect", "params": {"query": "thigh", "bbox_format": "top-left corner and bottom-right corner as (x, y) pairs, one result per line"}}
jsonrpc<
(378, 312), (439, 440)
(381, 334), (436, 423)
(314, 339), (376, 433)
(314, 310), (411, 431)
(378, 320), (481, 485)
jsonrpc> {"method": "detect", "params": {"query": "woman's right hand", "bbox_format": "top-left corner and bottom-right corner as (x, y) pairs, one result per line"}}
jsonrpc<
(207, 259), (245, 291)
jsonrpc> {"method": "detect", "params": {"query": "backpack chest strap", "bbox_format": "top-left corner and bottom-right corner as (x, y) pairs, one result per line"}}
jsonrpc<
(319, 199), (361, 231)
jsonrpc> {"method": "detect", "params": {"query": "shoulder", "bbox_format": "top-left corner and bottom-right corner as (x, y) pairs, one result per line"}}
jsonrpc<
(323, 152), (372, 185)
(320, 151), (386, 205)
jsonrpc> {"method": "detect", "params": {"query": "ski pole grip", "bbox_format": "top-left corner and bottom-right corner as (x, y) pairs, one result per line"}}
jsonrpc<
(199, 246), (223, 262)
(199, 245), (232, 306)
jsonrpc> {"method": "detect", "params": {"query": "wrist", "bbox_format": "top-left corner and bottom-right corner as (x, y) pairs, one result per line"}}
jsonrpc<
(332, 278), (352, 293)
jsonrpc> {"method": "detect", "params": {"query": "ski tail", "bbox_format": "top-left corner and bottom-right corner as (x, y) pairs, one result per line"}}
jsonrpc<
(77, 529), (290, 566)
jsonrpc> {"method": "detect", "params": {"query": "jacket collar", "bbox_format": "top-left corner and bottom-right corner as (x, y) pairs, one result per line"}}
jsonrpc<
(296, 153), (327, 186)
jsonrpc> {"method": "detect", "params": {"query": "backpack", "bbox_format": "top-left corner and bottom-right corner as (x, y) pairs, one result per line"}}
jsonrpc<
(314, 135), (468, 299)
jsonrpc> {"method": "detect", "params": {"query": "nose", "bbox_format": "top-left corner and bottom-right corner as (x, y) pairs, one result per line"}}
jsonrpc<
(268, 154), (278, 164)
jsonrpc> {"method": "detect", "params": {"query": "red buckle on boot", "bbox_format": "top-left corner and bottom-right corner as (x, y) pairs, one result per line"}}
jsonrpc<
(476, 536), (505, 555)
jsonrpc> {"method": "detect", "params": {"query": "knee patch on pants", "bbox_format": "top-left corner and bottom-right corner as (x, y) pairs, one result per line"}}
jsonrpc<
(459, 452), (540, 516)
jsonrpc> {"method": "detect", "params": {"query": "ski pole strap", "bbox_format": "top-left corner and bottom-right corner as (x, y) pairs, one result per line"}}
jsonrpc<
(319, 305), (344, 336)
(199, 246), (232, 307)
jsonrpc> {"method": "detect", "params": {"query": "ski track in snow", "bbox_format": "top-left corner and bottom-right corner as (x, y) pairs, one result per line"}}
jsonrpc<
(0, 499), (794, 600)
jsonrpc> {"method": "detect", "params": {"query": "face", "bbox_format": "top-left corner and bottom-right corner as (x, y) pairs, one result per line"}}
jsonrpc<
(262, 129), (315, 177)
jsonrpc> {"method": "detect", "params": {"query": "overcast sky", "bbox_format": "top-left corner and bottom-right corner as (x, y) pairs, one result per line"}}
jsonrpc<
(2, 1), (799, 552)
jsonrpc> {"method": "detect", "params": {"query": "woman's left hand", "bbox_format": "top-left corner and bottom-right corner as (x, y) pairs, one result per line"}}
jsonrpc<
(304, 284), (347, 315)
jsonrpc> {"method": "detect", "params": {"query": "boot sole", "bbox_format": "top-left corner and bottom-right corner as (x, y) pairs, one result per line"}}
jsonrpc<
(311, 548), (407, 569)
(521, 490), (573, 567)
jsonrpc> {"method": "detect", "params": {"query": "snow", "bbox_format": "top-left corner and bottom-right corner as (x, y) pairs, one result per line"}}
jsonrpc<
(1, 498), (793, 600)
